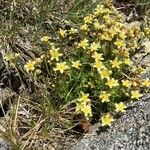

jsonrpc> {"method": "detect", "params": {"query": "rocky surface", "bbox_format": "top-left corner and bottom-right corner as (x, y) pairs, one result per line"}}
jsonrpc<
(134, 39), (150, 80)
(133, 39), (150, 67)
(0, 139), (11, 150)
(71, 94), (150, 150)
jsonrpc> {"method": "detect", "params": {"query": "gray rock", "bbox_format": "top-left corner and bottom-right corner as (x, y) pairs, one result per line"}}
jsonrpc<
(0, 138), (11, 150)
(132, 39), (150, 67)
(71, 94), (150, 150)
(140, 68), (150, 80)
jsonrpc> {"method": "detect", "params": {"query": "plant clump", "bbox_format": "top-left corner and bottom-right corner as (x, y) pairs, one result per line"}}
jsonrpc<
(5, 0), (150, 128)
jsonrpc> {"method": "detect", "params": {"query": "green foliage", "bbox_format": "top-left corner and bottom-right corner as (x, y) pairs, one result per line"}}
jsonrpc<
(1, 0), (150, 149)
(20, 0), (150, 123)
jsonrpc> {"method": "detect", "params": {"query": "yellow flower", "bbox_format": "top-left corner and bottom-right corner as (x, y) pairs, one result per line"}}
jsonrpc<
(106, 78), (119, 88)
(142, 78), (150, 87)
(93, 61), (105, 70)
(127, 29), (134, 37)
(92, 52), (104, 62)
(116, 13), (124, 20)
(78, 93), (90, 104)
(122, 80), (132, 88)
(110, 58), (122, 68)
(103, 14), (110, 20)
(144, 27), (150, 36)
(81, 104), (92, 118)
(114, 39), (125, 48)
(115, 22), (124, 29)
(70, 28), (78, 34)
(78, 39), (89, 49)
(99, 68), (112, 79)
(59, 29), (66, 38)
(24, 60), (36, 72)
(90, 42), (100, 51)
(101, 113), (114, 126)
(104, 0), (113, 4)
(4, 52), (16, 61)
(105, 19), (113, 26)
(101, 32), (113, 41)
(94, 6), (102, 16)
(54, 62), (69, 73)
(94, 5), (108, 16)
(124, 58), (133, 66)
(118, 32), (127, 39)
(84, 15), (93, 24)
(115, 102), (126, 112)
(99, 91), (111, 103)
(76, 102), (85, 112)
(109, 29), (117, 37)
(76, 102), (92, 118)
(93, 20), (101, 30)
(131, 90), (143, 99)
(133, 66), (146, 75)
(71, 60), (81, 69)
(50, 46), (63, 61)
(40, 36), (51, 42)
(113, 27), (120, 33)
(80, 24), (89, 32)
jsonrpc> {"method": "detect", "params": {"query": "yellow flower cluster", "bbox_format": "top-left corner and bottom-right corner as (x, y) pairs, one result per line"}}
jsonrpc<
(40, 36), (51, 42)
(24, 56), (43, 73)
(78, 39), (89, 49)
(76, 93), (92, 119)
(4, 52), (21, 68)
(101, 113), (114, 126)
(144, 27), (150, 37)
(59, 29), (67, 38)
(131, 90), (143, 100)
(106, 78), (119, 88)
(4, 52), (20, 62)
(71, 60), (82, 69)
(99, 91), (111, 103)
(54, 62), (69, 73)
(50, 46), (63, 61)
(24, 60), (36, 72)
(22, 0), (149, 126)
(115, 102), (126, 113)
(142, 78), (150, 87)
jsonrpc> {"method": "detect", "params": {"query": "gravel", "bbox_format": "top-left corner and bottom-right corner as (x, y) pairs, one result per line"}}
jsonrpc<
(0, 139), (11, 150)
